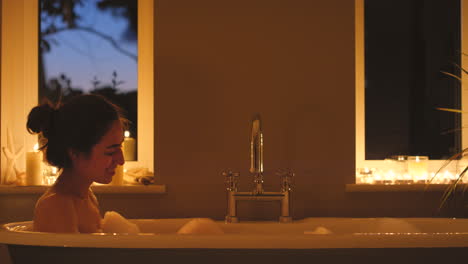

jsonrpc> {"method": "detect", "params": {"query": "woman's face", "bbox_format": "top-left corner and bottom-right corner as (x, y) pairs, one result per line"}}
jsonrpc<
(73, 120), (125, 184)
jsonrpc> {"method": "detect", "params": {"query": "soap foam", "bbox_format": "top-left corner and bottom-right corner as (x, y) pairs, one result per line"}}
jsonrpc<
(375, 218), (421, 233)
(177, 218), (224, 235)
(304, 226), (333, 235)
(101, 211), (141, 234)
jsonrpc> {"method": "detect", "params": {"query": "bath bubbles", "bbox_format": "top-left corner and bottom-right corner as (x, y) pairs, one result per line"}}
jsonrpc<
(177, 218), (224, 235)
(304, 226), (333, 235)
(101, 211), (141, 234)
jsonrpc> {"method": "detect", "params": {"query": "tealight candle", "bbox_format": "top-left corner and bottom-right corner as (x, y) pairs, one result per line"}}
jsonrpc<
(123, 130), (136, 161)
(26, 143), (43, 185)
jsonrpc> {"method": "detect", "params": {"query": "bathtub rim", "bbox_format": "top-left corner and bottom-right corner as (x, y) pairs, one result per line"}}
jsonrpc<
(1, 218), (468, 249)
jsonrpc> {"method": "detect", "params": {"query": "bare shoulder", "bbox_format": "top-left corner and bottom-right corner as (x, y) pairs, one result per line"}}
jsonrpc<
(35, 191), (77, 216)
(33, 191), (78, 233)
(36, 191), (74, 208)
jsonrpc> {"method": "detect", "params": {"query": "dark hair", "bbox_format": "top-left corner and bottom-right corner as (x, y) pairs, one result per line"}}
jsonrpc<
(27, 94), (127, 169)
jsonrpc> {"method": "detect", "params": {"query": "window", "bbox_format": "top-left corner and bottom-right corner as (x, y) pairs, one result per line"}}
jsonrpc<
(356, 0), (468, 184)
(1, 0), (154, 181)
(40, 0), (139, 161)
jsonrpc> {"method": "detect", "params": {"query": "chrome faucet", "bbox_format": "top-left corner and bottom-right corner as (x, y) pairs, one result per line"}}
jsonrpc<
(224, 114), (293, 223)
(250, 114), (264, 194)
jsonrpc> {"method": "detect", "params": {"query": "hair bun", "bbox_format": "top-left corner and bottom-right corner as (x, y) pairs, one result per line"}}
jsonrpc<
(27, 103), (57, 137)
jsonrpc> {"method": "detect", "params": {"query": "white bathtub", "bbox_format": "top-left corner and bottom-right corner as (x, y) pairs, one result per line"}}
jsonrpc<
(1, 217), (468, 264)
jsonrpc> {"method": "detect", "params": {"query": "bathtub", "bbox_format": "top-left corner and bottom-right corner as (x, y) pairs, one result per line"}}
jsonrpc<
(1, 217), (468, 264)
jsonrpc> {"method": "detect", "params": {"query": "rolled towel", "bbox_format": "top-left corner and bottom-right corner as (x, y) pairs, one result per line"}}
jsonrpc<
(101, 211), (140, 234)
(124, 167), (155, 185)
(177, 218), (224, 235)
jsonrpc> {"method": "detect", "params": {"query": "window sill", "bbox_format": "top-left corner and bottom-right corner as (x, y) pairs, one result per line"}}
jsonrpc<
(346, 184), (461, 192)
(0, 184), (166, 195)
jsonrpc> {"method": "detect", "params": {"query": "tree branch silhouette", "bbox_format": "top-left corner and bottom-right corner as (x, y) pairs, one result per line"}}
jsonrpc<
(42, 26), (137, 62)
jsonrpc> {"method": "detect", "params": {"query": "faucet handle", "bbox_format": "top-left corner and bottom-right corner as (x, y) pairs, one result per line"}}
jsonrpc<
(277, 169), (294, 192)
(223, 170), (239, 191)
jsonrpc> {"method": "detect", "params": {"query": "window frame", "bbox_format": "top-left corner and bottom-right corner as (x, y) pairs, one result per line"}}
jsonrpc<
(355, 0), (468, 177)
(1, 0), (154, 180)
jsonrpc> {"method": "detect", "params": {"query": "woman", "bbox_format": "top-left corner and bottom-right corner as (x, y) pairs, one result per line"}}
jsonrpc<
(27, 94), (126, 233)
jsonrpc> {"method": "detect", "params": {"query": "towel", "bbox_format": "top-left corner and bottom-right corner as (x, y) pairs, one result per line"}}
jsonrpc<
(124, 167), (155, 185)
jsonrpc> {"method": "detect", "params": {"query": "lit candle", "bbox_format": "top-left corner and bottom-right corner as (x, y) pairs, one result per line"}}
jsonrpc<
(407, 156), (428, 180)
(110, 164), (124, 185)
(374, 174), (383, 184)
(26, 143), (43, 185)
(123, 131), (136, 161)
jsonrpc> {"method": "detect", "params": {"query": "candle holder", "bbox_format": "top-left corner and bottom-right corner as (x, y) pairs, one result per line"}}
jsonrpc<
(356, 167), (375, 184)
(383, 155), (407, 176)
(407, 156), (429, 181)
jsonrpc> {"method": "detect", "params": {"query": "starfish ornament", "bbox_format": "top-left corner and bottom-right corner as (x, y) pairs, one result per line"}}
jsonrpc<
(1, 128), (24, 184)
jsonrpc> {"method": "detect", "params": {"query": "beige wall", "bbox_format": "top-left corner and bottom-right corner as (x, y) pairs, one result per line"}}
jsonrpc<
(153, 0), (355, 220)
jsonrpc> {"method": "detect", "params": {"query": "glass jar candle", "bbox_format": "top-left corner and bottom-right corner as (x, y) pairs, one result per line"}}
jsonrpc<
(407, 156), (429, 182)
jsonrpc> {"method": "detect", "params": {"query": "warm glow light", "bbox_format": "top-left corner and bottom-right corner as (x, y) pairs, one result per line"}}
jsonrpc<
(356, 168), (467, 185)
(124, 131), (130, 138)
(356, 153), (468, 185)
(33, 143), (39, 151)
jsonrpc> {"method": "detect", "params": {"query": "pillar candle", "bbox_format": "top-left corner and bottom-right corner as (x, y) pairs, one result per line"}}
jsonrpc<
(123, 131), (136, 161)
(110, 164), (124, 185)
(407, 156), (428, 180)
(26, 149), (43, 185)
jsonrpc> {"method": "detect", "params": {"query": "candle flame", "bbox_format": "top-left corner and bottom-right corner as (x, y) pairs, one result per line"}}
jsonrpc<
(33, 143), (39, 151)
(124, 131), (130, 138)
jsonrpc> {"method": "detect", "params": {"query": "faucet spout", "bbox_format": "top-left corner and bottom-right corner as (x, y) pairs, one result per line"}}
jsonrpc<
(250, 114), (264, 194)
(250, 114), (263, 174)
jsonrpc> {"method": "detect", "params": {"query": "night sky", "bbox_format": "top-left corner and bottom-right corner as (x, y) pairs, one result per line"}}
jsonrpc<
(41, 0), (137, 93)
